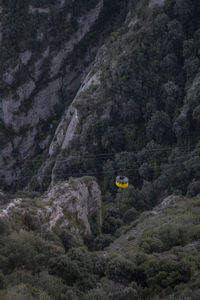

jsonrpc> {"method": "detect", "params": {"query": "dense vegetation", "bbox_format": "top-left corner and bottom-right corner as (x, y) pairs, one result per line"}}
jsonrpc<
(1, 0), (200, 299)
(52, 0), (200, 234)
(1, 193), (200, 299)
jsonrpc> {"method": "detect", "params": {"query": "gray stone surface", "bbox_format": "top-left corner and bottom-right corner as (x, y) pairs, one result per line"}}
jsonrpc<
(19, 51), (32, 65)
(3, 64), (19, 85)
(149, 0), (165, 8)
(50, 0), (103, 77)
(0, 0), (106, 188)
(0, 177), (102, 236)
(28, 5), (50, 14)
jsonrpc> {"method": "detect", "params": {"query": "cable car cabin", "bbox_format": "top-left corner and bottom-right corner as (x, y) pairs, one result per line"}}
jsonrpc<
(116, 175), (129, 188)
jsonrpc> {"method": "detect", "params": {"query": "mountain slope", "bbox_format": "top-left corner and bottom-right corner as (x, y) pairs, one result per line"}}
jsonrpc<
(1, 0), (200, 299)
(0, 0), (127, 190)
(1, 188), (200, 299)
(33, 0), (200, 207)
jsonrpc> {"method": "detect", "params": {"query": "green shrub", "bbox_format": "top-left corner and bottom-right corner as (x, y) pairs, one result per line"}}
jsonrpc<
(91, 254), (108, 276)
(48, 255), (81, 284)
(67, 247), (93, 274)
(60, 289), (79, 300)
(106, 256), (135, 283)
(36, 271), (65, 298)
(23, 213), (41, 231)
(108, 286), (138, 300)
(142, 257), (195, 292)
(81, 288), (109, 300)
(123, 208), (139, 223)
(2, 232), (38, 272)
(187, 180), (200, 197)
(59, 230), (80, 252)
(0, 218), (11, 235)
(4, 270), (35, 289)
(94, 234), (115, 250)
(157, 223), (190, 249)
(146, 111), (171, 143)
(102, 216), (123, 234)
(0, 284), (43, 300)
(139, 237), (164, 254)
(0, 271), (5, 289)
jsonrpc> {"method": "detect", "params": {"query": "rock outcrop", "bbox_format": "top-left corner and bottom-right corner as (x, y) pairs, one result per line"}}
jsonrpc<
(0, 0), (104, 189)
(0, 176), (102, 236)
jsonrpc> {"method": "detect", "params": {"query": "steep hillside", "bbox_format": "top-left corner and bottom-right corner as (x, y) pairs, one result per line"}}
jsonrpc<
(0, 0), (127, 189)
(1, 0), (200, 198)
(1, 187), (200, 299)
(1, 0), (200, 299)
(31, 0), (200, 212)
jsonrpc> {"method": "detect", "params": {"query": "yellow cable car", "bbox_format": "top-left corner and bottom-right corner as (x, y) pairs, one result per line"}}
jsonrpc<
(116, 175), (129, 188)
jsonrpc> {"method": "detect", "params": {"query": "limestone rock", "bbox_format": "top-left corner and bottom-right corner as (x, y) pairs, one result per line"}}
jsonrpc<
(0, 177), (102, 237)
(149, 0), (165, 8)
(0, 0), (104, 189)
(28, 5), (50, 14)
(3, 64), (19, 85)
(50, 0), (103, 78)
(39, 177), (102, 235)
(19, 51), (32, 65)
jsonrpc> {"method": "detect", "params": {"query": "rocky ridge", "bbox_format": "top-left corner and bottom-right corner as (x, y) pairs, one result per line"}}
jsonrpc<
(0, 176), (102, 236)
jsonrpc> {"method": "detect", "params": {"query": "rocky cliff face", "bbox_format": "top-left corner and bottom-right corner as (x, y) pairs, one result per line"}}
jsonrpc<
(0, 0), (175, 191)
(0, 0), (109, 189)
(0, 176), (102, 236)
(35, 46), (106, 188)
